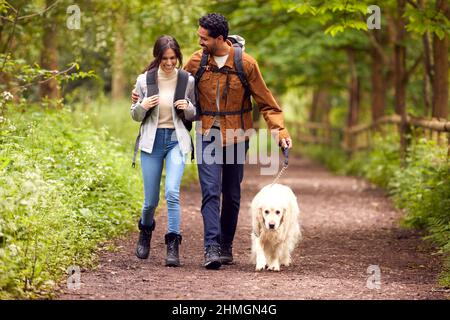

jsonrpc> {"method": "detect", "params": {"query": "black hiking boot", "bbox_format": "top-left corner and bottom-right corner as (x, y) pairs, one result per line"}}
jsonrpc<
(204, 245), (221, 270)
(165, 233), (182, 267)
(220, 243), (234, 265)
(135, 219), (155, 259)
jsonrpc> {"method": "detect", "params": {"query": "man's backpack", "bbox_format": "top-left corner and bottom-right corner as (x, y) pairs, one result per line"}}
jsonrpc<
(193, 35), (252, 130)
(132, 68), (194, 168)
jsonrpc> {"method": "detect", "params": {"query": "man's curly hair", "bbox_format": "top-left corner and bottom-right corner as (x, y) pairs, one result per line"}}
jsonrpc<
(198, 13), (229, 40)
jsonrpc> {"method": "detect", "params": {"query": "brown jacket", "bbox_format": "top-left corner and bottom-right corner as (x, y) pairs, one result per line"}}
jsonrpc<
(184, 41), (290, 145)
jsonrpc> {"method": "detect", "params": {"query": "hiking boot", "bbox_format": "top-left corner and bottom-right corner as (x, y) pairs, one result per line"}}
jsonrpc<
(165, 233), (182, 267)
(220, 243), (233, 265)
(135, 219), (155, 259)
(204, 245), (221, 270)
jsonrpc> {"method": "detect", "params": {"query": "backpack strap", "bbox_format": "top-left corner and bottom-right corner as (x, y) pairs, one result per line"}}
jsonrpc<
(233, 45), (251, 95)
(174, 69), (190, 127)
(193, 52), (209, 130)
(194, 52), (209, 85)
(174, 69), (195, 162)
(132, 68), (158, 168)
(233, 45), (252, 129)
(199, 107), (252, 116)
(146, 67), (158, 91)
(174, 69), (189, 100)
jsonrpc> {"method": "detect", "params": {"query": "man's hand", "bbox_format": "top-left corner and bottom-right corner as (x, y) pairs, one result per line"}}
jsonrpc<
(280, 137), (292, 149)
(141, 94), (159, 110)
(174, 99), (188, 110)
(131, 89), (139, 104)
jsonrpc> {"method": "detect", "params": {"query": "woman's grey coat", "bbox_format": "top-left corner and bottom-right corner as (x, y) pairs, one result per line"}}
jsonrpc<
(130, 70), (196, 155)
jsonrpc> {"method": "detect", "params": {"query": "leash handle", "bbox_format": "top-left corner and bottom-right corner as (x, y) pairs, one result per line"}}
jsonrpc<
(281, 147), (289, 166)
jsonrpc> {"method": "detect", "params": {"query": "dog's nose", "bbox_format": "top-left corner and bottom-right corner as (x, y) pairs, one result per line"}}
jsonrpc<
(269, 222), (275, 229)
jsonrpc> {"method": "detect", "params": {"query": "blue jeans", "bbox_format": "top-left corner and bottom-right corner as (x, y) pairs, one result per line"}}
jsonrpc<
(196, 127), (249, 247)
(140, 128), (186, 234)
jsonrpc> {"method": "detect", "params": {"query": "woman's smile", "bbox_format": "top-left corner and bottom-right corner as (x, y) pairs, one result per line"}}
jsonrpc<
(162, 64), (174, 72)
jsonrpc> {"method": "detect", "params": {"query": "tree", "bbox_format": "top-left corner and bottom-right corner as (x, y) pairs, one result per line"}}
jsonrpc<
(432, 0), (449, 119)
(111, 4), (128, 100)
(39, 0), (61, 101)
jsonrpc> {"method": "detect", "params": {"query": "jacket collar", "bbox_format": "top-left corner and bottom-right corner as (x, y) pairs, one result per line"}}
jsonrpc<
(207, 40), (235, 69)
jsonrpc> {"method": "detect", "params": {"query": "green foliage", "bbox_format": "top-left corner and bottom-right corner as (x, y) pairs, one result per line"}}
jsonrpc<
(301, 132), (450, 286)
(0, 106), (143, 298)
(325, 20), (368, 36)
(300, 144), (348, 173)
(405, 3), (450, 39)
(352, 133), (402, 188)
(283, 0), (371, 36)
(0, 54), (95, 112)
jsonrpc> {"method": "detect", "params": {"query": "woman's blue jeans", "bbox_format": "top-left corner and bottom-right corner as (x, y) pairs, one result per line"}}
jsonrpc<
(140, 128), (185, 234)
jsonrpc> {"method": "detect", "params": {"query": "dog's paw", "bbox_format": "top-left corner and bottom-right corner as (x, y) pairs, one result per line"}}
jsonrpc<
(256, 255), (267, 272)
(255, 263), (266, 271)
(267, 263), (280, 272)
(280, 258), (291, 267)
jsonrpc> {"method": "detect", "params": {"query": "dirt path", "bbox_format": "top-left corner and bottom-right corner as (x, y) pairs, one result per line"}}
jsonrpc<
(58, 156), (448, 300)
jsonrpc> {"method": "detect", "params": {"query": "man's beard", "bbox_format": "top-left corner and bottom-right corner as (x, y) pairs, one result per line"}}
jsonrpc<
(202, 45), (215, 55)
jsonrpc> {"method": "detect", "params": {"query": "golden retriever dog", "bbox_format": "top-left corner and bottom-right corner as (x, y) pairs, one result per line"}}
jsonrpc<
(250, 183), (301, 271)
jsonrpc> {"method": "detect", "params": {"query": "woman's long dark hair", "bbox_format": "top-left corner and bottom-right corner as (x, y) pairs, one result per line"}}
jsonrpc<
(142, 35), (183, 73)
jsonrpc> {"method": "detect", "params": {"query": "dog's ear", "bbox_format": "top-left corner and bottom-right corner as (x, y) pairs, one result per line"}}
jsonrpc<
(258, 207), (264, 224)
(279, 208), (287, 226)
(280, 190), (300, 237)
(255, 207), (264, 235)
(251, 200), (263, 237)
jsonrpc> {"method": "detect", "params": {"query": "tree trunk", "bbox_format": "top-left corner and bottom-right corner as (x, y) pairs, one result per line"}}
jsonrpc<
(394, 0), (406, 117)
(422, 32), (433, 117)
(111, 11), (126, 100)
(310, 88), (320, 123)
(432, 0), (449, 119)
(417, 0), (434, 117)
(310, 88), (329, 136)
(347, 49), (359, 128)
(346, 49), (360, 153)
(319, 90), (331, 124)
(370, 30), (386, 121)
(394, 0), (408, 161)
(39, 0), (60, 101)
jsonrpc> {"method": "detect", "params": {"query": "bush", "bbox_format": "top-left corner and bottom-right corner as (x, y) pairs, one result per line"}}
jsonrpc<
(0, 97), (200, 298)
(0, 106), (143, 298)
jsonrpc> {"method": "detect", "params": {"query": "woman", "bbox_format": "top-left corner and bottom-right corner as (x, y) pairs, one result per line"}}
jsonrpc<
(130, 35), (196, 267)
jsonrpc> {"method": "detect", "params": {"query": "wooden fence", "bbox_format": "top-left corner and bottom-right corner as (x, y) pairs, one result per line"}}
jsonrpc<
(285, 114), (450, 158)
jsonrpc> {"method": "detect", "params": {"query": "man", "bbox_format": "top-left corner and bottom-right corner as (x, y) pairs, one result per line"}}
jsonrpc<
(132, 13), (292, 270)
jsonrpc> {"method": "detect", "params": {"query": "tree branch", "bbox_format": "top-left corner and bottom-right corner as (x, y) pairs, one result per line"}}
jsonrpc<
(406, 0), (418, 8)
(17, 0), (61, 20)
(0, 15), (13, 23)
(0, 0), (60, 24)
(405, 52), (424, 83)
(0, 6), (20, 74)
(4, 1), (18, 13)
(365, 31), (389, 65)
(18, 63), (78, 89)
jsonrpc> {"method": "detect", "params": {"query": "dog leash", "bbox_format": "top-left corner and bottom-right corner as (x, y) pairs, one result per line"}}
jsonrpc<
(270, 147), (289, 187)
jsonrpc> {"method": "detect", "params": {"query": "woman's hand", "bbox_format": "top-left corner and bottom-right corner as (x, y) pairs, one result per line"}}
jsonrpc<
(141, 95), (159, 110)
(131, 89), (139, 103)
(174, 99), (188, 110)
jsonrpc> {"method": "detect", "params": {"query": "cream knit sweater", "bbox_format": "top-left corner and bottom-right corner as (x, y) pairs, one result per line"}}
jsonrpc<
(157, 67), (177, 129)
